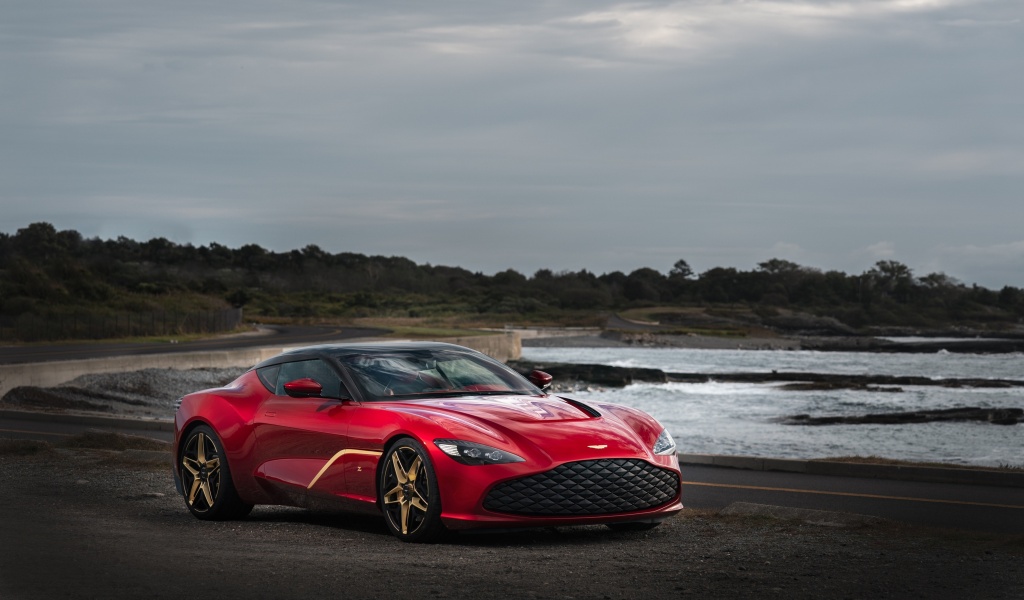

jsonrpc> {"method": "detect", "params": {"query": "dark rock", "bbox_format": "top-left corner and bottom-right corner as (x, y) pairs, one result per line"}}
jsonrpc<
(509, 362), (1024, 392)
(872, 340), (1024, 354)
(779, 382), (903, 393)
(508, 361), (668, 388)
(782, 407), (1023, 426)
(666, 371), (1024, 388)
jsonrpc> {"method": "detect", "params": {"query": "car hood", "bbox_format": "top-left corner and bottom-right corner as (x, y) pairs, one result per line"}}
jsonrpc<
(409, 394), (591, 423)
(383, 394), (655, 464)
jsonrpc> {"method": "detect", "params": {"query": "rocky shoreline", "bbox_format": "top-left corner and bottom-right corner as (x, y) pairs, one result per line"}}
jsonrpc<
(510, 360), (1024, 389)
(523, 330), (1024, 353)
(510, 360), (1024, 426)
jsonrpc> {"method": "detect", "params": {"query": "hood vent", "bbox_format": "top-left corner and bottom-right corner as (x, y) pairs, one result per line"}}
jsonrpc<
(559, 396), (601, 418)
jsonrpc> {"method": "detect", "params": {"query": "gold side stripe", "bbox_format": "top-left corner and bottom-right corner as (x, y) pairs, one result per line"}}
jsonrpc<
(307, 449), (383, 490)
(681, 480), (1024, 510)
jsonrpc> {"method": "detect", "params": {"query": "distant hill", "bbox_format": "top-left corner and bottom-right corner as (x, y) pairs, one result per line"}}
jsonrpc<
(2, 222), (1023, 337)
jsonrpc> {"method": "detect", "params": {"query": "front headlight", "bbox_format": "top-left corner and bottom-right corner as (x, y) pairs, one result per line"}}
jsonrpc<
(653, 429), (676, 455)
(434, 439), (525, 465)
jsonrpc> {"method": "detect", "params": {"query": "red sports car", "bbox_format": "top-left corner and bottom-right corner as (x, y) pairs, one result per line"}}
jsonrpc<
(173, 342), (682, 542)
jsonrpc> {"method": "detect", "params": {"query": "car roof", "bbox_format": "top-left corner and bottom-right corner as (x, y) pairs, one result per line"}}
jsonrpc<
(252, 341), (477, 369)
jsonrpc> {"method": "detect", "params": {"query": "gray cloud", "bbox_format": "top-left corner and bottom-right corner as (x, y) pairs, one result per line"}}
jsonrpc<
(1, 0), (1021, 286)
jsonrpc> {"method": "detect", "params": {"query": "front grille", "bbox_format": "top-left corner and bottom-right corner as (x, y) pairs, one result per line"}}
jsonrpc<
(483, 459), (679, 516)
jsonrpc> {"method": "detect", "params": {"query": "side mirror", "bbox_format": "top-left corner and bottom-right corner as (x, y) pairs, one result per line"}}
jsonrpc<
(528, 370), (553, 391)
(283, 378), (323, 398)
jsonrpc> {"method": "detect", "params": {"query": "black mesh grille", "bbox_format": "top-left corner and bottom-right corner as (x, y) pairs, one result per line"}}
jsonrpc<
(483, 459), (679, 516)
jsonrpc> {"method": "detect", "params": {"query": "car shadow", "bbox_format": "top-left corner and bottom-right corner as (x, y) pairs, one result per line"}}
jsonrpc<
(245, 506), (664, 546)
(247, 506), (394, 537)
(450, 524), (657, 547)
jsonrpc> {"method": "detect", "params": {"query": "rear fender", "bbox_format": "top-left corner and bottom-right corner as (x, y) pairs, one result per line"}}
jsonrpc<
(174, 377), (270, 505)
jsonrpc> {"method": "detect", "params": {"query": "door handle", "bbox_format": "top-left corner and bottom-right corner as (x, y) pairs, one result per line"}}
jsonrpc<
(264, 411), (277, 417)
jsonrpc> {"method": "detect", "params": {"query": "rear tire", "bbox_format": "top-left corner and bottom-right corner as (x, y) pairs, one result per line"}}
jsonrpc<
(179, 424), (253, 520)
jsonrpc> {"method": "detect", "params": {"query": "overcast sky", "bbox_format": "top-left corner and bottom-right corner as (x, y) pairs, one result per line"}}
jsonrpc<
(2, 0), (1021, 286)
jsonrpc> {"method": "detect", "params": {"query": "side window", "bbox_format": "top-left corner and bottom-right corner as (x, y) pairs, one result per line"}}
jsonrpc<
(256, 365), (281, 392)
(275, 359), (347, 399)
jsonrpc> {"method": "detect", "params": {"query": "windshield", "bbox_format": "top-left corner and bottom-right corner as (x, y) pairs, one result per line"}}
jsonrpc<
(333, 348), (539, 401)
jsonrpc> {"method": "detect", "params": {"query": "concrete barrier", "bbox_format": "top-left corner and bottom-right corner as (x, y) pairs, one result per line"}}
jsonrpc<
(0, 332), (521, 396)
(437, 332), (521, 363)
(492, 327), (602, 340)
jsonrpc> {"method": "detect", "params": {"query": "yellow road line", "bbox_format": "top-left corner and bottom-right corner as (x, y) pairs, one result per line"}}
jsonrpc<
(0, 428), (73, 437)
(681, 480), (1024, 510)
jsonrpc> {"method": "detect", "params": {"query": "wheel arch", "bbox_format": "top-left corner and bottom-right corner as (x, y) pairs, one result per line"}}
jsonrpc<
(374, 432), (421, 509)
(175, 418), (210, 457)
(173, 417), (213, 492)
(174, 390), (263, 504)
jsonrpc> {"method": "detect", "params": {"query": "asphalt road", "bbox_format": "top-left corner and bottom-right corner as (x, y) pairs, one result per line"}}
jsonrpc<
(0, 324), (389, 365)
(2, 413), (1019, 535)
(0, 414), (174, 443)
(5, 450), (1021, 600)
(680, 464), (1024, 535)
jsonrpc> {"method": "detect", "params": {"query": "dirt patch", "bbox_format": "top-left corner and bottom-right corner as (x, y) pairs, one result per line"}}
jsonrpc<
(0, 450), (1020, 600)
(0, 438), (54, 456)
(1, 385), (119, 412)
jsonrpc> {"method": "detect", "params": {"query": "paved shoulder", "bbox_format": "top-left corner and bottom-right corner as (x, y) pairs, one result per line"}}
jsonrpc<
(682, 463), (1024, 534)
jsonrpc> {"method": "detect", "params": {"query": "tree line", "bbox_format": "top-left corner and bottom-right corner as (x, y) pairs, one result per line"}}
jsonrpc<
(2, 222), (1022, 330)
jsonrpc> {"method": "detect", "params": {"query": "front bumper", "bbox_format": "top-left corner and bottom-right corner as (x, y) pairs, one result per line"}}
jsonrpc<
(435, 453), (683, 530)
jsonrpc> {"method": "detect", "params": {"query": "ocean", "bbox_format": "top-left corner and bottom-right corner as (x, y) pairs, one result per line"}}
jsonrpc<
(521, 346), (1024, 467)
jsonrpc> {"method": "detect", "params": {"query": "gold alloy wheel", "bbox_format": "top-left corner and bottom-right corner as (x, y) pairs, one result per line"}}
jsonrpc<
(181, 431), (222, 512)
(382, 445), (430, 536)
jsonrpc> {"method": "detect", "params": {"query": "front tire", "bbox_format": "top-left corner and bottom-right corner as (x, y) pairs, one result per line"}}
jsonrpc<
(380, 437), (445, 542)
(179, 424), (253, 520)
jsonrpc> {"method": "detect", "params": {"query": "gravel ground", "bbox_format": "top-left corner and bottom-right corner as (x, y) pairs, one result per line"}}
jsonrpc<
(0, 367), (244, 418)
(1, 447), (1021, 600)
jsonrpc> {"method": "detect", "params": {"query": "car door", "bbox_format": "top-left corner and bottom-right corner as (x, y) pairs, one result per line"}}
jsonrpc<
(251, 358), (355, 503)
